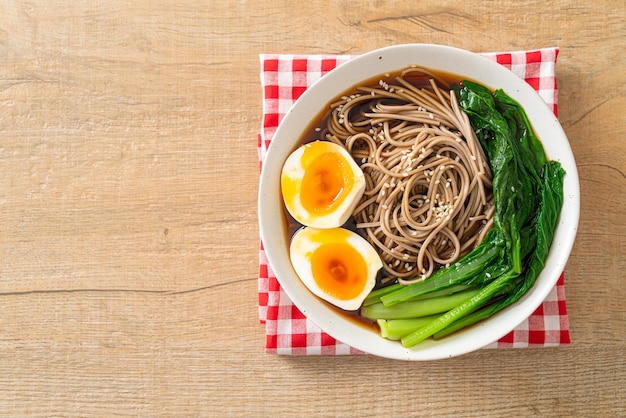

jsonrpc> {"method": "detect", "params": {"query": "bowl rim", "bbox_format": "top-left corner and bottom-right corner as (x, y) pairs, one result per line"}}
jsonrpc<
(258, 43), (580, 360)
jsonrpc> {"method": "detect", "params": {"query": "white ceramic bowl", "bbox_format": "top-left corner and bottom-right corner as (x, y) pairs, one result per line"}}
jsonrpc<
(258, 44), (579, 360)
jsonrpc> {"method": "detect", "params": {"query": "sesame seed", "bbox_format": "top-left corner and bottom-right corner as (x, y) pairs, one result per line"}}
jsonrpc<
(486, 272), (492, 278)
(511, 186), (515, 192)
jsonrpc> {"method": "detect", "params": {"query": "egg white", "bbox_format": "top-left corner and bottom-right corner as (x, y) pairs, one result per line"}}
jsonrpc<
(281, 141), (365, 229)
(290, 227), (383, 311)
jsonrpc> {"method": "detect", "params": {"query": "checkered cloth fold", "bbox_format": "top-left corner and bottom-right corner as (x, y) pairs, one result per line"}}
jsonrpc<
(258, 47), (570, 355)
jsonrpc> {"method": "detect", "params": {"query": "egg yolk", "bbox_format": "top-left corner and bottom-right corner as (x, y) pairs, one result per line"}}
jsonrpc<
(310, 242), (367, 301)
(300, 151), (352, 214)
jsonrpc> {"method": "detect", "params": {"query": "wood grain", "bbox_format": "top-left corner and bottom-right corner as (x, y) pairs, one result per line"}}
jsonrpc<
(0, 0), (624, 416)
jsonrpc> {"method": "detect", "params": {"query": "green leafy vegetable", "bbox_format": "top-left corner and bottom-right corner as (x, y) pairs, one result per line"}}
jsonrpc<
(433, 161), (564, 340)
(378, 317), (440, 340)
(362, 288), (479, 320)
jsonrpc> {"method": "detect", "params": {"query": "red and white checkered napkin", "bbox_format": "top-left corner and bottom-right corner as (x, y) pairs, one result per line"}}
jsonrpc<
(258, 47), (570, 355)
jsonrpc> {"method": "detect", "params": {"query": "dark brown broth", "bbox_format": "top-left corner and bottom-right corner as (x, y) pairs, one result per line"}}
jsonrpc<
(297, 67), (470, 148)
(280, 66), (479, 334)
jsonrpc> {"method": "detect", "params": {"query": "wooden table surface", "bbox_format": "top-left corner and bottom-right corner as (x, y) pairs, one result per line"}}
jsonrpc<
(0, 1), (624, 416)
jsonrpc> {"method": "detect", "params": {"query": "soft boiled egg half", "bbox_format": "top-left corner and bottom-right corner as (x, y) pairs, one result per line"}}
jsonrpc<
(281, 141), (366, 229)
(290, 227), (383, 311)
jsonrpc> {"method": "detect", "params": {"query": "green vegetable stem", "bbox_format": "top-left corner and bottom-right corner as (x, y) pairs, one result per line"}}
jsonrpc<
(362, 288), (480, 320)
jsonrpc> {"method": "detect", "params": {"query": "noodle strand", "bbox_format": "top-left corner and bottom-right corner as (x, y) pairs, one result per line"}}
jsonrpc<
(321, 69), (494, 283)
